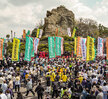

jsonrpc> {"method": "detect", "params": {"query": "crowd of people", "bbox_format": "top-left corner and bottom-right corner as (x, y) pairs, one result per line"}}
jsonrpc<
(0, 56), (108, 99)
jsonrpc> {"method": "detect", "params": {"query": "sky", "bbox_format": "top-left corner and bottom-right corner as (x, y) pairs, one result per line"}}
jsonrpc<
(0, 0), (108, 38)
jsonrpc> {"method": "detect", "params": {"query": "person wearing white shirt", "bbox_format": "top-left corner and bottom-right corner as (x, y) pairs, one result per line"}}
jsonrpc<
(0, 76), (4, 88)
(92, 76), (98, 84)
(0, 89), (7, 99)
(1, 81), (7, 93)
(102, 83), (108, 99)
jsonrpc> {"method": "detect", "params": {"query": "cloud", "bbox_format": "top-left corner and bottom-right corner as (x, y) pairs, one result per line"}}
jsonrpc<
(0, 0), (108, 38)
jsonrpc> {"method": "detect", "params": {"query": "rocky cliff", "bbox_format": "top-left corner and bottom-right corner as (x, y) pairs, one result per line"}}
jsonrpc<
(43, 5), (75, 36)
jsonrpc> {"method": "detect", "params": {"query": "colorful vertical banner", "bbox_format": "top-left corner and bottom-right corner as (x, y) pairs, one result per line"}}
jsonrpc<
(74, 37), (77, 55)
(34, 38), (40, 54)
(23, 29), (26, 38)
(61, 37), (64, 55)
(72, 27), (76, 38)
(67, 28), (71, 37)
(24, 36), (33, 61)
(36, 29), (40, 38)
(0, 39), (4, 60)
(77, 37), (82, 57)
(39, 29), (43, 38)
(31, 38), (34, 58)
(55, 37), (62, 56)
(48, 37), (55, 58)
(81, 38), (87, 60)
(106, 38), (108, 60)
(97, 37), (104, 56)
(86, 36), (95, 61)
(12, 38), (20, 61)
(26, 30), (30, 36)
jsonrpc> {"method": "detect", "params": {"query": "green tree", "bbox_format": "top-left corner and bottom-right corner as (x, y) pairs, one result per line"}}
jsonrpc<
(6, 34), (10, 39)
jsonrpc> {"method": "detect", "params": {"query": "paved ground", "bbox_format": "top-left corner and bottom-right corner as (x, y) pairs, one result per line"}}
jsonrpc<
(14, 77), (43, 99)
(13, 77), (58, 99)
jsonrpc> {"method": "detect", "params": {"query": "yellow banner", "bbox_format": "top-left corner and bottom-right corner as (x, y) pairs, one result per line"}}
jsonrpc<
(12, 38), (20, 61)
(0, 39), (4, 60)
(77, 37), (82, 57)
(72, 28), (76, 38)
(86, 36), (95, 61)
(74, 37), (77, 55)
(36, 29), (40, 38)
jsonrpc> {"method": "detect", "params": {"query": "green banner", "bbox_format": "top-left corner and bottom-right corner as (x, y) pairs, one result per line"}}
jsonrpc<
(31, 42), (35, 58)
(24, 36), (33, 61)
(55, 37), (61, 56)
(48, 37), (55, 58)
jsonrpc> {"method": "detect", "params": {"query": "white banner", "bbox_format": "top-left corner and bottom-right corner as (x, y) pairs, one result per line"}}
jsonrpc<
(97, 37), (104, 56)
(67, 28), (71, 37)
(34, 38), (40, 54)
(39, 29), (43, 38)
(81, 38), (87, 60)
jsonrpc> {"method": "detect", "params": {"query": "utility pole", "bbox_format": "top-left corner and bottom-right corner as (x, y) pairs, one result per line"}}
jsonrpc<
(11, 30), (13, 39)
(14, 32), (15, 38)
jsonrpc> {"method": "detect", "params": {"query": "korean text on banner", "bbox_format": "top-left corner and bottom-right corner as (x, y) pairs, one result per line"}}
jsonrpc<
(97, 37), (104, 56)
(34, 38), (39, 54)
(81, 38), (87, 60)
(61, 37), (64, 55)
(12, 38), (20, 61)
(24, 36), (33, 61)
(48, 37), (55, 58)
(74, 37), (77, 55)
(55, 37), (61, 56)
(86, 36), (95, 61)
(77, 37), (82, 57)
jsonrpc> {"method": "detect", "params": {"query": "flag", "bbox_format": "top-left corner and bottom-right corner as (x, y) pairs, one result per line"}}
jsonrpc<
(72, 27), (76, 38)
(34, 38), (40, 54)
(86, 36), (95, 61)
(77, 37), (82, 57)
(31, 38), (34, 58)
(97, 37), (104, 56)
(55, 37), (62, 56)
(39, 29), (43, 38)
(48, 37), (55, 58)
(12, 38), (20, 61)
(0, 39), (4, 60)
(74, 37), (77, 55)
(23, 29), (26, 38)
(24, 36), (33, 61)
(61, 37), (64, 54)
(26, 30), (30, 36)
(81, 38), (87, 60)
(67, 28), (71, 37)
(36, 29), (40, 38)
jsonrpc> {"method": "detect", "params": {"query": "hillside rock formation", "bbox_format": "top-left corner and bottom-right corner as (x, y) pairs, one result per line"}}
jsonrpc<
(43, 5), (75, 36)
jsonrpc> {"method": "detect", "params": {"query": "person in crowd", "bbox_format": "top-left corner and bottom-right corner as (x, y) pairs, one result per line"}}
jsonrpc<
(96, 87), (103, 99)
(15, 74), (20, 92)
(25, 79), (35, 96)
(0, 89), (7, 99)
(35, 83), (44, 99)
(1, 81), (7, 93)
